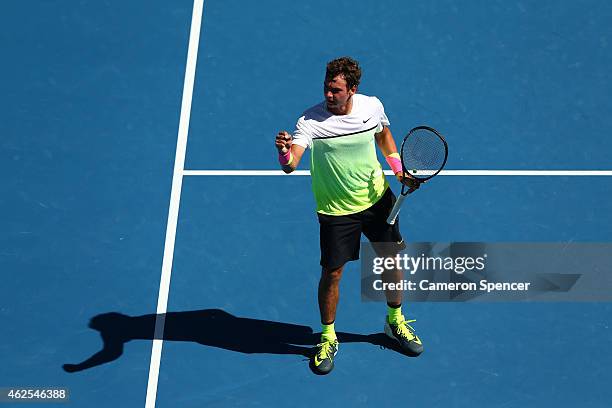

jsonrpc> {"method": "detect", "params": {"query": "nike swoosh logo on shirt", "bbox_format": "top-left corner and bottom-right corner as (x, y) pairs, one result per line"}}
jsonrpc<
(363, 117), (372, 123)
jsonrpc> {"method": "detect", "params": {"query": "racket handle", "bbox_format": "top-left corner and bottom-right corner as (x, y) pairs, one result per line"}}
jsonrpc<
(387, 193), (408, 225)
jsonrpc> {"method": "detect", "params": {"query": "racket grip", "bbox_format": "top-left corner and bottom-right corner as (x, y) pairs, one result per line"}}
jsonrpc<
(387, 194), (408, 225)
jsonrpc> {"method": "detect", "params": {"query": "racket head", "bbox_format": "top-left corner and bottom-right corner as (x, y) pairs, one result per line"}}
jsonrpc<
(400, 126), (448, 181)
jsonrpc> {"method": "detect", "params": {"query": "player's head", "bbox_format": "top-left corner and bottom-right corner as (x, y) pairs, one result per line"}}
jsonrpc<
(324, 57), (361, 110)
(325, 56), (361, 90)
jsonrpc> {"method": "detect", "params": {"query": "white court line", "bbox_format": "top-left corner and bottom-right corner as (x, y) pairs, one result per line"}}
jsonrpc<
(145, 1), (204, 407)
(183, 169), (612, 176)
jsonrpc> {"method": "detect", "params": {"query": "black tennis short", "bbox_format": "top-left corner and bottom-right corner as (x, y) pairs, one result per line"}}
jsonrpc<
(317, 188), (406, 270)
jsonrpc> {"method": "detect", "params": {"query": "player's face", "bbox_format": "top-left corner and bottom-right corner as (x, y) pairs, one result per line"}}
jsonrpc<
(324, 75), (355, 111)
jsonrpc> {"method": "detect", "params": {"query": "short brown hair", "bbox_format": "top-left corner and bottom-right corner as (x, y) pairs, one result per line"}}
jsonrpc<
(325, 57), (361, 90)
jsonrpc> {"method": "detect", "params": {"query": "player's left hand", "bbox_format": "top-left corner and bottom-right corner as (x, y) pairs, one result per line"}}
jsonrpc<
(395, 172), (422, 192)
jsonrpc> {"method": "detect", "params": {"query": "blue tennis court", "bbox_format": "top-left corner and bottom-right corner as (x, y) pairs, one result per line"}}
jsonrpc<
(2, 1), (612, 406)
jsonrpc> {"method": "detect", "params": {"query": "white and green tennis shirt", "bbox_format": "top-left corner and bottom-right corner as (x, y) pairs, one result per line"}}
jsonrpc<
(292, 94), (390, 216)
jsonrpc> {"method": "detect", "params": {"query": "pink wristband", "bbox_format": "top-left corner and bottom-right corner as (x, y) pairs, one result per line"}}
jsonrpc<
(385, 155), (403, 174)
(278, 150), (293, 166)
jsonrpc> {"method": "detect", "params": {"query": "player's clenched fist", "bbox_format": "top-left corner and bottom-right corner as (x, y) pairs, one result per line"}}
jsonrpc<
(275, 131), (293, 153)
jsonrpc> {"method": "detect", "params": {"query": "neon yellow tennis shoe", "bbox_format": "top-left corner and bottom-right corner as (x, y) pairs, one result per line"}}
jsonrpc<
(384, 316), (424, 356)
(310, 339), (339, 375)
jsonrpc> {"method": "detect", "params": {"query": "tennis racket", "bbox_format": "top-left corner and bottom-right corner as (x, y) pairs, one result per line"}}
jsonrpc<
(386, 126), (448, 225)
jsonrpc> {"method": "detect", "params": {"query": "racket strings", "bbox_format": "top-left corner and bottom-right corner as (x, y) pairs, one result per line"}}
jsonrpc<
(402, 129), (447, 174)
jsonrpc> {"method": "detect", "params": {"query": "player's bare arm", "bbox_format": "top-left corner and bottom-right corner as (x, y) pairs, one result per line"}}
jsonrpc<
(375, 126), (420, 191)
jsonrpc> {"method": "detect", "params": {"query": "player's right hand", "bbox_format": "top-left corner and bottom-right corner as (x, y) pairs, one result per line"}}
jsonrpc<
(275, 131), (293, 154)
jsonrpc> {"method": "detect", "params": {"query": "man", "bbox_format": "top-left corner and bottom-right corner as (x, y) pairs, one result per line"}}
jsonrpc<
(275, 57), (423, 375)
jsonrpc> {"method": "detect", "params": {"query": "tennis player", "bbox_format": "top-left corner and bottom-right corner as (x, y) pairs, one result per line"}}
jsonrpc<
(275, 57), (423, 375)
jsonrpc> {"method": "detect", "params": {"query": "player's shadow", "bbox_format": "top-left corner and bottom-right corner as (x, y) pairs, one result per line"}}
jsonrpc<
(62, 309), (406, 373)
